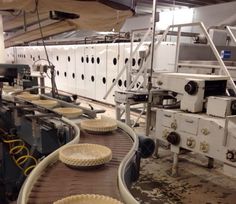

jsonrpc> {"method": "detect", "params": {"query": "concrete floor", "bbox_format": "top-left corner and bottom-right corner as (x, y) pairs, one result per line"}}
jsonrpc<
(130, 150), (236, 204)
(79, 97), (236, 204)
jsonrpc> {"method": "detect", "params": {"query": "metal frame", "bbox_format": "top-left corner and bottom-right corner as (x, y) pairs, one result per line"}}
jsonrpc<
(165, 22), (236, 95)
(103, 26), (152, 100)
(226, 26), (236, 46)
(17, 118), (139, 204)
(130, 22), (236, 97)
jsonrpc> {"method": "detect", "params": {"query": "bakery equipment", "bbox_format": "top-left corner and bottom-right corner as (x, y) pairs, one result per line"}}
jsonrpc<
(153, 73), (236, 177)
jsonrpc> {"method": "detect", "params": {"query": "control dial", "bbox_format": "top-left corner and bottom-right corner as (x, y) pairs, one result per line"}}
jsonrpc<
(184, 81), (198, 95)
(166, 132), (180, 145)
(226, 150), (236, 162)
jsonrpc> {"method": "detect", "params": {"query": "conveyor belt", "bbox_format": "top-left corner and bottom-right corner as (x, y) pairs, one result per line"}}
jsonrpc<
(27, 128), (133, 204)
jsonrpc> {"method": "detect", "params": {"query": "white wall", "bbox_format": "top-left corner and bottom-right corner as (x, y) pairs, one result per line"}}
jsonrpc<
(0, 15), (5, 63)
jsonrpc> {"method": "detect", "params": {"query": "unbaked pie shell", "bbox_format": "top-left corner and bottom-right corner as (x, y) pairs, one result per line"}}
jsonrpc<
(17, 93), (40, 101)
(53, 194), (123, 204)
(80, 117), (117, 133)
(53, 107), (83, 118)
(59, 143), (112, 167)
(32, 99), (58, 108)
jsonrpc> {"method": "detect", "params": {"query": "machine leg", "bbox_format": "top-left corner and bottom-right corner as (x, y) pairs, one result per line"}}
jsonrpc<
(172, 152), (179, 177)
(40, 74), (45, 94)
(153, 139), (159, 158)
(115, 102), (121, 121)
(125, 102), (131, 126)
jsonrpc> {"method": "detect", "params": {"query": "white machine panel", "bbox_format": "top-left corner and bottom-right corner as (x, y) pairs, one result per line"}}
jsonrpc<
(198, 117), (225, 159)
(106, 44), (119, 104)
(95, 44), (107, 102)
(160, 110), (176, 128)
(5, 47), (15, 64)
(52, 46), (68, 91)
(64, 45), (76, 94)
(153, 42), (176, 72)
(226, 117), (236, 150)
(156, 108), (236, 172)
(75, 45), (85, 97)
(178, 113), (199, 135)
(119, 43), (128, 90)
(84, 45), (96, 99)
(11, 42), (183, 105)
(123, 42), (143, 90)
(207, 96), (236, 118)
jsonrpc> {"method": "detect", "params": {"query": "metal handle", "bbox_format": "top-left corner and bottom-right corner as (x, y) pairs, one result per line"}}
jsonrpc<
(185, 119), (194, 124)
(164, 114), (171, 118)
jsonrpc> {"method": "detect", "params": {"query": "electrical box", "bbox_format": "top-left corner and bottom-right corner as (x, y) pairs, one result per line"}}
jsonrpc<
(207, 96), (236, 117)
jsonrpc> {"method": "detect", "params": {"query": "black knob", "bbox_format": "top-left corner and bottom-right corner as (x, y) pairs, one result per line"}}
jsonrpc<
(184, 81), (198, 95)
(138, 136), (155, 158)
(167, 132), (180, 145)
(231, 101), (236, 114)
(226, 150), (236, 162)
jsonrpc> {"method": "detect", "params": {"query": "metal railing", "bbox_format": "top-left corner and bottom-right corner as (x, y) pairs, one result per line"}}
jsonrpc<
(104, 21), (236, 102)
(103, 26), (152, 100)
(168, 22), (236, 95)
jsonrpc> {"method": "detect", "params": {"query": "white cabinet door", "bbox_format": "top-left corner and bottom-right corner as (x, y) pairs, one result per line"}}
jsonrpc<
(75, 45), (85, 97)
(118, 43), (127, 91)
(106, 44), (119, 104)
(95, 44), (107, 102)
(64, 45), (76, 94)
(84, 45), (96, 99)
(52, 46), (68, 91)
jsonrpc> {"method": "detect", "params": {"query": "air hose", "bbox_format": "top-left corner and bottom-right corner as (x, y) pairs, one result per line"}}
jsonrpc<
(0, 128), (38, 176)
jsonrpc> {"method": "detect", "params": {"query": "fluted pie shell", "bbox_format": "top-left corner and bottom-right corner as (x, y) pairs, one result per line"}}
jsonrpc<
(17, 93), (40, 101)
(80, 117), (117, 133)
(59, 143), (112, 167)
(53, 107), (83, 118)
(53, 194), (123, 204)
(3, 86), (19, 93)
(32, 99), (58, 108)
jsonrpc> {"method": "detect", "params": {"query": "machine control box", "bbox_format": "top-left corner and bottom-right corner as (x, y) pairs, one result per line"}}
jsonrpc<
(115, 90), (148, 104)
(207, 96), (236, 117)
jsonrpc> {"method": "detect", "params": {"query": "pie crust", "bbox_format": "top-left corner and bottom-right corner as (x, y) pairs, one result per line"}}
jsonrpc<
(53, 194), (123, 204)
(59, 143), (112, 167)
(53, 107), (83, 118)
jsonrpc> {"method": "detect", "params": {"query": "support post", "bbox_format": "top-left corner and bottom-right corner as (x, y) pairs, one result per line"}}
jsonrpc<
(174, 26), (181, 72)
(172, 152), (179, 177)
(145, 0), (158, 136)
(0, 15), (5, 63)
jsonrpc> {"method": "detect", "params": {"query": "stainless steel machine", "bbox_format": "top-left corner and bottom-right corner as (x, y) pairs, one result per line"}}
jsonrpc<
(153, 73), (236, 177)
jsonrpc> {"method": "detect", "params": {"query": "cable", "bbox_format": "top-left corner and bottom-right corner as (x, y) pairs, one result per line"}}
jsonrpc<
(35, 0), (50, 64)
(1, 132), (38, 176)
(34, 0), (59, 97)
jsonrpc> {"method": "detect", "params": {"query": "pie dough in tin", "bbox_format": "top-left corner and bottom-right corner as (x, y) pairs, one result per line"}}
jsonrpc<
(53, 107), (83, 119)
(59, 143), (112, 167)
(53, 194), (123, 204)
(17, 93), (40, 101)
(80, 118), (117, 134)
(32, 99), (58, 108)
